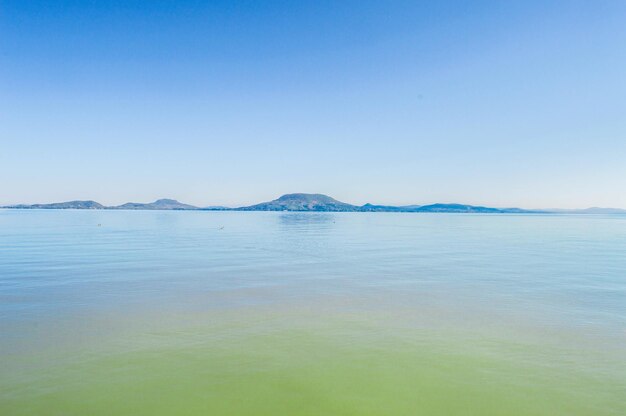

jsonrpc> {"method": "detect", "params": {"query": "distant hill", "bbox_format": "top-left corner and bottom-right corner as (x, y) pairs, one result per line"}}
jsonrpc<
(238, 194), (539, 213)
(361, 202), (535, 213)
(239, 193), (358, 211)
(4, 200), (104, 209)
(3, 199), (196, 210)
(113, 199), (197, 210)
(415, 203), (523, 213)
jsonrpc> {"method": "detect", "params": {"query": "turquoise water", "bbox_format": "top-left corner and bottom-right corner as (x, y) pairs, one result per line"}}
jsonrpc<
(1, 210), (625, 415)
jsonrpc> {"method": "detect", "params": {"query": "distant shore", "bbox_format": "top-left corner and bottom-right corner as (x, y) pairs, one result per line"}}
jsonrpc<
(3, 193), (625, 214)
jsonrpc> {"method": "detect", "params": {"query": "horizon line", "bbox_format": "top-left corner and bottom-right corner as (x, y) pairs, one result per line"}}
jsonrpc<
(2, 193), (625, 212)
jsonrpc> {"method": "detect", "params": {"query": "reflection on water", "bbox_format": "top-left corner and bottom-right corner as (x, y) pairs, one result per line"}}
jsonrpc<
(0, 210), (625, 415)
(277, 212), (337, 230)
(278, 211), (336, 223)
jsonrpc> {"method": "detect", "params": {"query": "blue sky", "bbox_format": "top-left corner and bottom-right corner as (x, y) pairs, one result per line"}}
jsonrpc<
(1, 1), (625, 208)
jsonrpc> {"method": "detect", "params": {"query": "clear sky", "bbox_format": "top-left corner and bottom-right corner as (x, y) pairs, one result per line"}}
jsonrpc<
(1, 1), (625, 208)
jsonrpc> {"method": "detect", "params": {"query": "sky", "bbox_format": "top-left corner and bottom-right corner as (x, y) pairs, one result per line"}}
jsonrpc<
(1, 0), (625, 208)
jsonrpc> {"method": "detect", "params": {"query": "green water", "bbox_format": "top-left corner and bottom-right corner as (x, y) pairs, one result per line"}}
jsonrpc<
(1, 210), (625, 414)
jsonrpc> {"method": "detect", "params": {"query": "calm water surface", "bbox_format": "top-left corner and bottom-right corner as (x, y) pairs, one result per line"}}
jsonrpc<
(1, 210), (625, 415)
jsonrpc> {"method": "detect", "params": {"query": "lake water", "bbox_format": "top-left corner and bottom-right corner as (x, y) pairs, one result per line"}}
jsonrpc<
(1, 210), (625, 415)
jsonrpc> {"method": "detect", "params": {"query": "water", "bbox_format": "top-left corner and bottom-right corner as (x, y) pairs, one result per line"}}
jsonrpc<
(1, 210), (625, 415)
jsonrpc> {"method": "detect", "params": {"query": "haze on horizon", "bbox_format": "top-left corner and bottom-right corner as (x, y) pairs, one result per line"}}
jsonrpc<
(1, 1), (625, 209)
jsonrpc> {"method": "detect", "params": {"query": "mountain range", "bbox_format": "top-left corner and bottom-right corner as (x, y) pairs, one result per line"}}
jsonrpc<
(3, 193), (625, 214)
(3, 199), (196, 210)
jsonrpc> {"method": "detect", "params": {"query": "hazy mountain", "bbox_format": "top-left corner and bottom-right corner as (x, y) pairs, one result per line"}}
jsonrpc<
(239, 193), (358, 211)
(238, 195), (537, 213)
(415, 203), (509, 213)
(113, 199), (197, 210)
(4, 200), (105, 209)
(3, 199), (196, 210)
